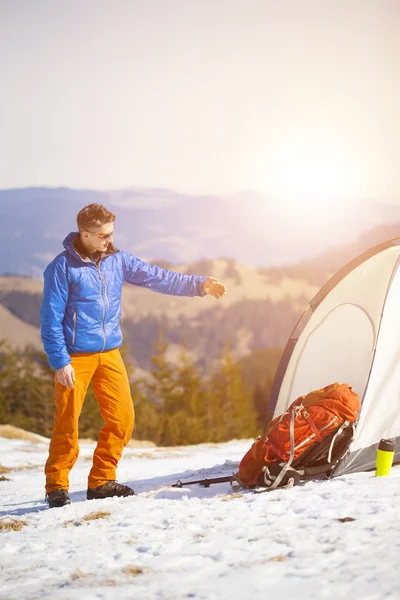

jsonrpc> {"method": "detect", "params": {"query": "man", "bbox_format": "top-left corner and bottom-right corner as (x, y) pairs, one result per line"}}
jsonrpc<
(41, 203), (226, 508)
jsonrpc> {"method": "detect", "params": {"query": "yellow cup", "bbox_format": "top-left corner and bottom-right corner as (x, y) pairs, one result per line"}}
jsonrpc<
(375, 439), (395, 477)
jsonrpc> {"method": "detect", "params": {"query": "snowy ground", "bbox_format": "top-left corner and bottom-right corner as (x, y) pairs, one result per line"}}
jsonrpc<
(1, 435), (400, 600)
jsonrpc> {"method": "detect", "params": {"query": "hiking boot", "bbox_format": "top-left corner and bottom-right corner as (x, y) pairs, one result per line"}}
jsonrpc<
(46, 489), (71, 508)
(87, 480), (135, 500)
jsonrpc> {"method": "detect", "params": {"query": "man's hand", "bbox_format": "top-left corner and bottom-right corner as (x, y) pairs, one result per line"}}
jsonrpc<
(202, 277), (227, 299)
(56, 364), (75, 389)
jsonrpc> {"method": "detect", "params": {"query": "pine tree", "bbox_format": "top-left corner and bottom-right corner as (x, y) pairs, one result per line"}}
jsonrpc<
(167, 346), (206, 445)
(140, 338), (207, 446)
(0, 344), (54, 436)
(146, 337), (179, 445)
(210, 345), (258, 442)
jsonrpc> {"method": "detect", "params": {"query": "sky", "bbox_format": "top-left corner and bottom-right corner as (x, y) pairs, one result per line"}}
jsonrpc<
(0, 0), (399, 201)
(2, 434), (400, 599)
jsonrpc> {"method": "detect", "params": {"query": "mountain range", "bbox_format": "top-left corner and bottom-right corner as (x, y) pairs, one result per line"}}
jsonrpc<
(1, 187), (400, 277)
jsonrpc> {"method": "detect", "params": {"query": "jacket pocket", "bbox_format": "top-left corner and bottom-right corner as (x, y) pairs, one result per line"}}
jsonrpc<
(72, 310), (77, 347)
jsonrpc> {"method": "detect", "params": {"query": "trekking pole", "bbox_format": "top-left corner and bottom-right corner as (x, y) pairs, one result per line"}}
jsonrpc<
(172, 475), (233, 488)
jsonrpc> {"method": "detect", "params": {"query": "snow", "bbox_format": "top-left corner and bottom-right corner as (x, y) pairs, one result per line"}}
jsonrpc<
(1, 436), (400, 600)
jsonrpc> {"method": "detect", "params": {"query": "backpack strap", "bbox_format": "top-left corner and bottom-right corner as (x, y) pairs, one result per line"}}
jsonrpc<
(302, 410), (323, 442)
(264, 406), (297, 491)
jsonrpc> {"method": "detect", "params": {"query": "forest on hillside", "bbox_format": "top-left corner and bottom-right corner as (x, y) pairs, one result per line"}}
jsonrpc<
(0, 285), (306, 368)
(0, 262), (314, 444)
(0, 340), (282, 446)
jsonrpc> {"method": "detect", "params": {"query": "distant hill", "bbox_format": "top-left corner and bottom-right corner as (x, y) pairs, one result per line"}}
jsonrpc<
(0, 304), (42, 349)
(0, 258), (323, 365)
(298, 223), (400, 271)
(1, 186), (400, 276)
(1, 223), (399, 367)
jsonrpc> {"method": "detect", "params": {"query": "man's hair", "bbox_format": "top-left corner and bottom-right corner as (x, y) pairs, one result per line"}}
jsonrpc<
(77, 204), (116, 231)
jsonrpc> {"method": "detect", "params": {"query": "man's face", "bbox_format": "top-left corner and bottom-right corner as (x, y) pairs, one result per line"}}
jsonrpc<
(81, 222), (114, 253)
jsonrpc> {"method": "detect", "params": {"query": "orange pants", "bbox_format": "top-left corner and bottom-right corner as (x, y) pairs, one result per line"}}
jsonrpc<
(45, 348), (134, 493)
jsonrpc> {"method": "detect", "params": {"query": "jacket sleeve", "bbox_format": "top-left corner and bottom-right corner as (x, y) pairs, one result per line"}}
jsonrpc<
(40, 258), (71, 370)
(121, 251), (207, 297)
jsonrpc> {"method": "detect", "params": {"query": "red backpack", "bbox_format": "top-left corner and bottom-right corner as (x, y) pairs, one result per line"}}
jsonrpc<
(234, 383), (361, 491)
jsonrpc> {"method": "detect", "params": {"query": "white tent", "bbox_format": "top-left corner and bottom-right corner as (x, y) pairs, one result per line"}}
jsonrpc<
(268, 238), (400, 475)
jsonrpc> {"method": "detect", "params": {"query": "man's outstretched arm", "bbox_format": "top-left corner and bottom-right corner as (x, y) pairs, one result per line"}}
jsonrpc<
(121, 252), (227, 299)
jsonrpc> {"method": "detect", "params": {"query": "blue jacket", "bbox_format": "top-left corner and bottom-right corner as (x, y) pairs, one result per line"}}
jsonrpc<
(40, 232), (206, 370)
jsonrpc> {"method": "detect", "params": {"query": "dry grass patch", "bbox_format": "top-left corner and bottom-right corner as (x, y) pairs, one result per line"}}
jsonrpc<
(0, 425), (45, 443)
(123, 566), (145, 576)
(125, 536), (139, 545)
(63, 510), (111, 528)
(220, 492), (243, 501)
(132, 452), (158, 460)
(70, 571), (118, 587)
(0, 518), (28, 532)
(63, 519), (83, 528)
(0, 463), (43, 473)
(83, 510), (111, 522)
(132, 450), (185, 459)
(127, 439), (156, 448)
(71, 569), (85, 581)
(99, 579), (118, 587)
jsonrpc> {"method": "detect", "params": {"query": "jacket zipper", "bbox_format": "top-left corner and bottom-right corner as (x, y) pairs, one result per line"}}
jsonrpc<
(104, 273), (110, 310)
(97, 264), (107, 351)
(72, 310), (77, 347)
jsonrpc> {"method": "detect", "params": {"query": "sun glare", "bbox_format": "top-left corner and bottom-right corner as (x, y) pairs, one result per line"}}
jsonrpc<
(254, 141), (359, 211)
(274, 156), (351, 199)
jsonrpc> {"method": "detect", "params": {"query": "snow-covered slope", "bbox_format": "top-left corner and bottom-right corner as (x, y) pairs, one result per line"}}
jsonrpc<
(1, 435), (399, 600)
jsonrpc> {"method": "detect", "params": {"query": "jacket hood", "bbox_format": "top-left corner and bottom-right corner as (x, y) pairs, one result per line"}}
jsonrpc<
(63, 232), (117, 262)
(63, 232), (79, 254)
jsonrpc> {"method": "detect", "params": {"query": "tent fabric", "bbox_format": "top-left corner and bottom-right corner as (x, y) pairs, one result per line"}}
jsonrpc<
(334, 437), (400, 476)
(268, 238), (400, 477)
